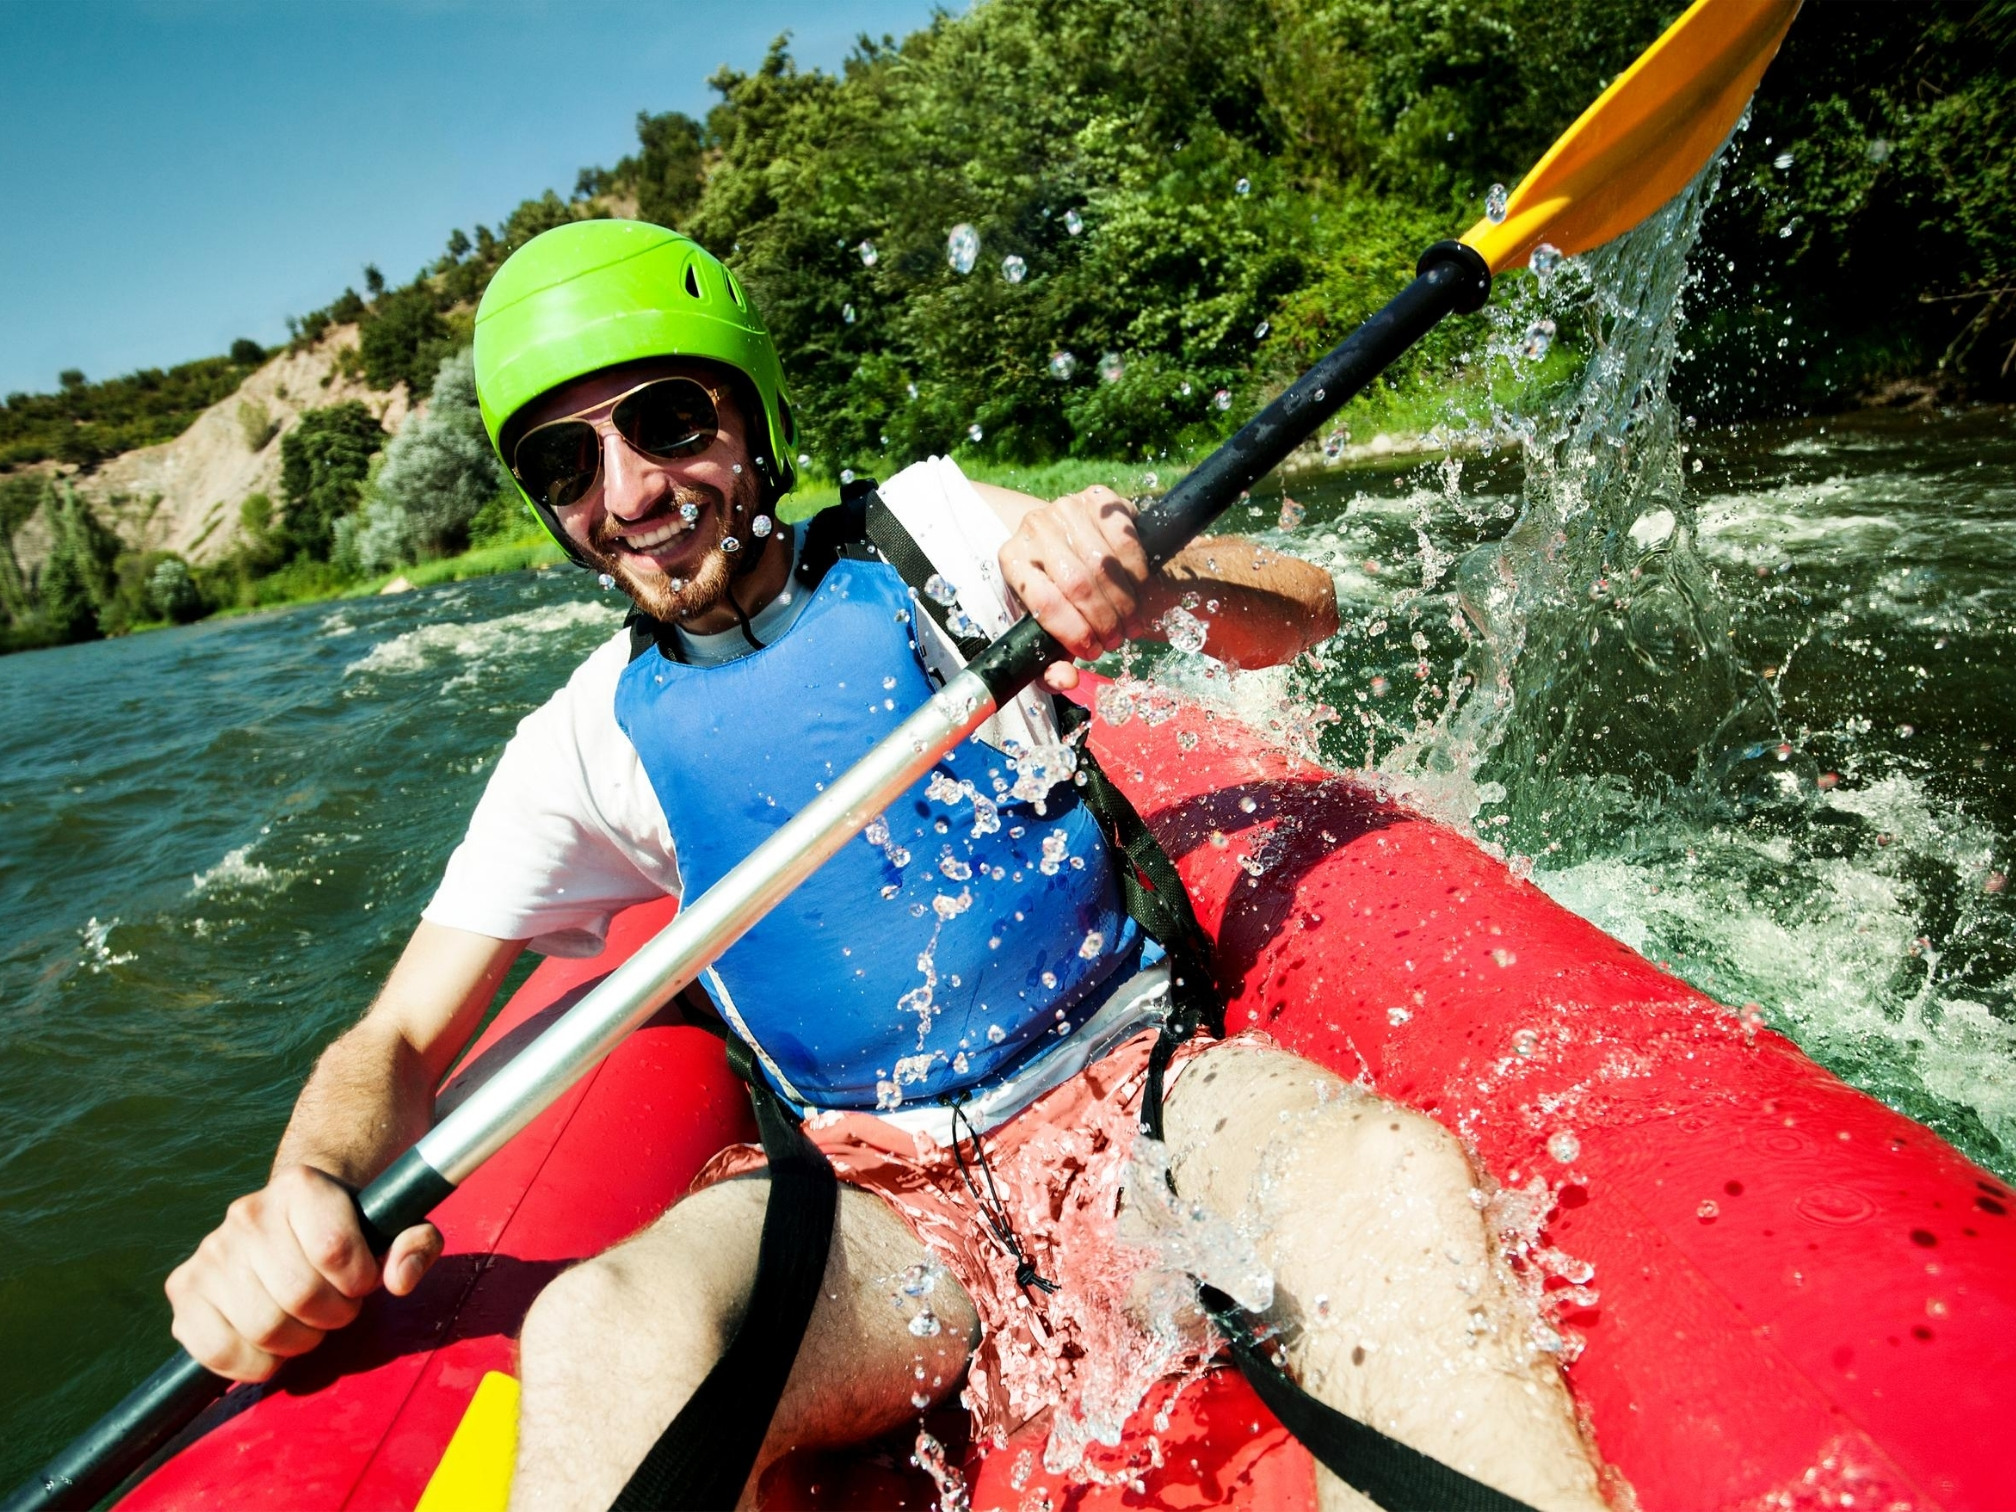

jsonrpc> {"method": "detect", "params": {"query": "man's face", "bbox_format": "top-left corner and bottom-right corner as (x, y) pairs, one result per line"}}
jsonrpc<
(515, 359), (764, 622)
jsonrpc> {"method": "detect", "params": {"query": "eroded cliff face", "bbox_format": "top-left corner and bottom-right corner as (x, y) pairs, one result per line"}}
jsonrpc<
(17, 326), (413, 573)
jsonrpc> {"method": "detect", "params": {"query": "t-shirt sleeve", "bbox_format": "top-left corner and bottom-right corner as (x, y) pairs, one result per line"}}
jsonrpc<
(423, 631), (679, 957)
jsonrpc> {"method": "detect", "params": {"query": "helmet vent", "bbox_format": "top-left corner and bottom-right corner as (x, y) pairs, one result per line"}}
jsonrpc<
(683, 263), (702, 299)
(725, 270), (748, 309)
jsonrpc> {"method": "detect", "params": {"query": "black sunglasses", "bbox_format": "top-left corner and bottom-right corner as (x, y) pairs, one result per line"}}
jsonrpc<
(511, 376), (725, 510)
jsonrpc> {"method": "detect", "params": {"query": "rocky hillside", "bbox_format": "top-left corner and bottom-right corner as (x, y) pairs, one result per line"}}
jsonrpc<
(11, 327), (412, 577)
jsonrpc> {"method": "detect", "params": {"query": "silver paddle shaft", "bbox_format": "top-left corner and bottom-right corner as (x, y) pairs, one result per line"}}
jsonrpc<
(413, 667), (997, 1183)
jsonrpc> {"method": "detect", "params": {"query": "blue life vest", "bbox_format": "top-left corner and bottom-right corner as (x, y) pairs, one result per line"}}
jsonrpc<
(614, 552), (1138, 1110)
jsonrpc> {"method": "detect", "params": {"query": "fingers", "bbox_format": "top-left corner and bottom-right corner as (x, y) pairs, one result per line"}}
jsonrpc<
(164, 1165), (388, 1383)
(1042, 662), (1082, 691)
(383, 1224), (445, 1297)
(997, 487), (1145, 662)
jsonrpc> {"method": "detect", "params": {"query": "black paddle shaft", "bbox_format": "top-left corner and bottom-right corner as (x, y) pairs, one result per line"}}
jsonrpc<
(5, 237), (1487, 1512)
(970, 238), (1490, 704)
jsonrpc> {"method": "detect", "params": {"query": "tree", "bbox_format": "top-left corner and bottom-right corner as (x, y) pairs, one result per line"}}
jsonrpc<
(229, 338), (266, 365)
(59, 369), (84, 391)
(359, 286), (451, 395)
(625, 110), (708, 228)
(445, 227), (472, 261)
(364, 263), (387, 298)
(352, 348), (504, 569)
(278, 403), (383, 560)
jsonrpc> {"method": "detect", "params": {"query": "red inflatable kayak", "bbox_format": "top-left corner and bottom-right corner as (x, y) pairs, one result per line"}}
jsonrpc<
(123, 689), (2016, 1510)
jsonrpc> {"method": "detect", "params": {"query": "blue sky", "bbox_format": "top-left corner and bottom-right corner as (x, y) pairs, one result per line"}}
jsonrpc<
(0, 0), (952, 398)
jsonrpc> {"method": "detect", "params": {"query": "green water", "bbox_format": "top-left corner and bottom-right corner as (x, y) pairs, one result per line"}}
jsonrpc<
(2, 406), (2011, 1481)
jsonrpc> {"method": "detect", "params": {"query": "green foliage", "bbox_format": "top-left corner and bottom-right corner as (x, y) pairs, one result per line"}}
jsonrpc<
(0, 351), (266, 469)
(1682, 2), (2016, 411)
(229, 338), (267, 366)
(238, 399), (277, 452)
(350, 348), (505, 569)
(278, 402), (384, 560)
(147, 557), (204, 623)
(609, 110), (708, 228)
(24, 486), (124, 644)
(359, 286), (453, 395)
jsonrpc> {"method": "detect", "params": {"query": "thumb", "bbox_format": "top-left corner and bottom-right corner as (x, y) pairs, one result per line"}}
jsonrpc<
(1042, 661), (1081, 692)
(382, 1223), (444, 1297)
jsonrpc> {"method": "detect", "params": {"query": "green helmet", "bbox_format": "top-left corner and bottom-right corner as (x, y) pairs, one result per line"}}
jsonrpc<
(474, 219), (797, 542)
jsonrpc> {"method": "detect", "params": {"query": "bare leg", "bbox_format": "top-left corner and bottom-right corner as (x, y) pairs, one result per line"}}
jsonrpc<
(510, 1178), (979, 1512)
(1163, 1040), (1608, 1512)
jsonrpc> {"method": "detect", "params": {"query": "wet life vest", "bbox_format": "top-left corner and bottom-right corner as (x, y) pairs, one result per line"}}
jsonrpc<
(614, 549), (1138, 1111)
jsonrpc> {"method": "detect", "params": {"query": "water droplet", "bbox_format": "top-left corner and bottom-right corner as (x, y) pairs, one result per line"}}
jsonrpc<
(987, 1023), (1006, 1044)
(1098, 351), (1125, 384)
(1177, 730), (1198, 751)
(1063, 207), (1084, 236)
(1529, 242), (1561, 279)
(840, 468), (856, 484)
(1237, 795), (1258, 814)
(1210, 830), (1228, 849)
(1254, 319), (1271, 341)
(1157, 605), (1208, 654)
(1485, 183), (1508, 223)
(907, 1308), (944, 1337)
(679, 500), (700, 523)
(751, 514), (773, 537)
(1000, 254), (1027, 284)
(1049, 350), (1077, 380)
(900, 1262), (937, 1297)
(1697, 1199), (1720, 1222)
(1213, 388), (1232, 411)
(858, 239), (879, 266)
(1079, 930), (1104, 959)
(1520, 318), (1556, 360)
(1278, 497), (1305, 530)
(1096, 682), (1135, 725)
(946, 223), (980, 275)
(1234, 177), (1251, 197)
(967, 422), (984, 443)
(797, 452), (812, 468)
(842, 302), (857, 324)
(596, 572), (615, 590)
(1370, 674), (1390, 697)
(1866, 137), (1892, 164)
(1773, 150), (1795, 170)
(1548, 1130), (1581, 1164)
(720, 536), (741, 553)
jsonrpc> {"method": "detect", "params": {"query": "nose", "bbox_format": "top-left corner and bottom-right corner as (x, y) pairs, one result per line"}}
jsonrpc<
(598, 427), (663, 523)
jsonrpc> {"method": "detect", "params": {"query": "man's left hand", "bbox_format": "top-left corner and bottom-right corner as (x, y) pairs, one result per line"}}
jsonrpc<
(996, 485), (1149, 689)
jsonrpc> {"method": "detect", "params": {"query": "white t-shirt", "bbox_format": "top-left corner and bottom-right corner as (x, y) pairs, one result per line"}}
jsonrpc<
(422, 457), (1053, 957)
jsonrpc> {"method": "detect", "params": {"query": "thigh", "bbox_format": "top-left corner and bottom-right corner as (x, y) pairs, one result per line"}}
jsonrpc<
(1161, 1039), (1605, 1512)
(513, 1175), (979, 1511)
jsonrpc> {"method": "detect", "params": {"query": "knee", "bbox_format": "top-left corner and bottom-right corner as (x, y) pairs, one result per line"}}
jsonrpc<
(519, 1252), (732, 1380)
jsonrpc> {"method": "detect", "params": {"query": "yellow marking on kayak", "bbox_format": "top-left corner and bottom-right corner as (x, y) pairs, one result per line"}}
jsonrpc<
(415, 1370), (518, 1512)
(1462, 0), (1802, 275)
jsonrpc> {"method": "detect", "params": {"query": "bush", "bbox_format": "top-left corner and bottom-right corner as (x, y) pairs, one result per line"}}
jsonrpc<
(229, 338), (267, 366)
(147, 557), (204, 623)
(238, 400), (277, 452)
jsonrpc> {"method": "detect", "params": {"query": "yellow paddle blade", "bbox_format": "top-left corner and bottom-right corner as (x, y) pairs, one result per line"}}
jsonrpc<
(415, 1371), (519, 1512)
(1462, 0), (1802, 275)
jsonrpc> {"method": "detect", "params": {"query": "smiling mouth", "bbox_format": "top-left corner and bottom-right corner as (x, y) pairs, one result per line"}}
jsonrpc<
(610, 502), (707, 562)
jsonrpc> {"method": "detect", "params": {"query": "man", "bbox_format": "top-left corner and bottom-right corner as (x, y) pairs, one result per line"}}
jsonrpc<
(165, 221), (1606, 1510)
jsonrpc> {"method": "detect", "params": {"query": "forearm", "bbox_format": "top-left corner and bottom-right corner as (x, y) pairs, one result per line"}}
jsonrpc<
(273, 1021), (440, 1187)
(1143, 535), (1338, 669)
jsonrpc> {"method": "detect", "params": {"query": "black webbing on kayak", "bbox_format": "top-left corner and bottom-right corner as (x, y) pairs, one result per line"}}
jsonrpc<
(609, 1035), (837, 1512)
(1198, 1284), (1539, 1511)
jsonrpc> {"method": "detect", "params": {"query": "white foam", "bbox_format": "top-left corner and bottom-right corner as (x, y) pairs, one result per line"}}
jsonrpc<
(343, 600), (619, 684)
(191, 844), (288, 895)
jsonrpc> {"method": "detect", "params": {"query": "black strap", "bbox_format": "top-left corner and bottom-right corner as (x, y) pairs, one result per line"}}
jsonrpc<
(1199, 1287), (1537, 1511)
(609, 1038), (838, 1511)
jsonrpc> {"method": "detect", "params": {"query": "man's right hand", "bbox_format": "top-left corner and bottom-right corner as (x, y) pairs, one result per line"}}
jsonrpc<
(164, 1164), (443, 1382)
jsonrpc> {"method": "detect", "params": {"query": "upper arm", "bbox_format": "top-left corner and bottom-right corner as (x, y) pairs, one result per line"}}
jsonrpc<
(364, 921), (527, 1085)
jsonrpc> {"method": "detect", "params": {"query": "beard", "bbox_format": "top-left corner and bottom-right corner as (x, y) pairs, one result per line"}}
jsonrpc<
(582, 469), (762, 623)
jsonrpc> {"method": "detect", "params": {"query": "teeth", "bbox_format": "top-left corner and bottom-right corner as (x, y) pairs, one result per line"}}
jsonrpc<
(622, 514), (694, 552)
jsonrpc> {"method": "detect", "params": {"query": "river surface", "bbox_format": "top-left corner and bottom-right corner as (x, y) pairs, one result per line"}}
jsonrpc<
(3, 404), (2011, 1480)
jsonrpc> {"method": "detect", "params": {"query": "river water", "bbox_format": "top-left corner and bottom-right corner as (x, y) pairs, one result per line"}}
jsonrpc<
(3, 363), (2013, 1483)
